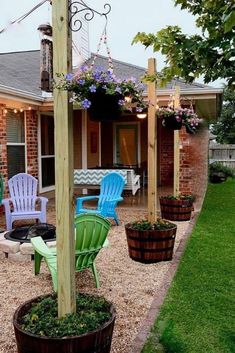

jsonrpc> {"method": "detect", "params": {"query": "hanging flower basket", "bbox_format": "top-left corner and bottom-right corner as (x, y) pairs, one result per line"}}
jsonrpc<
(162, 115), (182, 130)
(87, 87), (122, 121)
(55, 66), (148, 122)
(157, 107), (202, 133)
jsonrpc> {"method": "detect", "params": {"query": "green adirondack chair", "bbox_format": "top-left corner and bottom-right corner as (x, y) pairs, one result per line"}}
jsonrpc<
(31, 214), (111, 292)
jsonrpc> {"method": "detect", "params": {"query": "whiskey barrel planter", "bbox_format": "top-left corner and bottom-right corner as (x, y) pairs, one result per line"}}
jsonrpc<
(13, 295), (116, 353)
(125, 224), (177, 263)
(160, 197), (193, 221)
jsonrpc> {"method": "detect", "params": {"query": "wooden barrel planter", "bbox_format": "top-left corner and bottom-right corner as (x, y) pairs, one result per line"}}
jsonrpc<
(125, 224), (177, 263)
(160, 197), (193, 221)
(13, 295), (116, 353)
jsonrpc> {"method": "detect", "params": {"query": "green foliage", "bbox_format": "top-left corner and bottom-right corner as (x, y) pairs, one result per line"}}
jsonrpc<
(157, 107), (202, 134)
(142, 179), (235, 353)
(209, 162), (235, 178)
(161, 194), (195, 202)
(54, 66), (147, 113)
(132, 0), (235, 87)
(211, 87), (235, 143)
(21, 293), (112, 338)
(128, 218), (176, 231)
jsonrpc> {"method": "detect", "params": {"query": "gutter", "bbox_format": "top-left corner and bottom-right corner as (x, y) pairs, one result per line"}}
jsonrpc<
(0, 84), (44, 103)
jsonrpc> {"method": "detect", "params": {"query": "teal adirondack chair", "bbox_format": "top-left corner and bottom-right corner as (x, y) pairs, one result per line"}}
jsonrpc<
(76, 172), (125, 225)
(31, 214), (111, 292)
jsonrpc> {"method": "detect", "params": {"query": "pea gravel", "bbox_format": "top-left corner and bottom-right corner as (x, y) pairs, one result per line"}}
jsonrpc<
(0, 207), (189, 353)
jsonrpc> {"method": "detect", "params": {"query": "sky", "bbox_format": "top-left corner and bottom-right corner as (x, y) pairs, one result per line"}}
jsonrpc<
(0, 0), (223, 87)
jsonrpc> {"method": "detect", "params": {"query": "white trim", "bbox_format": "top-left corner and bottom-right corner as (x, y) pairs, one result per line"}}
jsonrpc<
(24, 111), (27, 173)
(0, 84), (44, 102)
(38, 113), (55, 193)
(113, 121), (141, 166)
(6, 142), (25, 146)
(82, 110), (87, 169)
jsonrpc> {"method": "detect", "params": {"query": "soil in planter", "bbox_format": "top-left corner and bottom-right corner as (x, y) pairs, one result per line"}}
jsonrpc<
(160, 198), (193, 221)
(14, 293), (115, 353)
(125, 224), (177, 263)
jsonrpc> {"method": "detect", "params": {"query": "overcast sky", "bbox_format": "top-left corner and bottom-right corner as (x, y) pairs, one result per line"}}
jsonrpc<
(0, 0), (223, 87)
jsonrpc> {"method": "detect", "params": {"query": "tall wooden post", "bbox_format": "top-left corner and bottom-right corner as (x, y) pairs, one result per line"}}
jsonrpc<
(52, 0), (76, 316)
(173, 86), (180, 196)
(147, 58), (157, 222)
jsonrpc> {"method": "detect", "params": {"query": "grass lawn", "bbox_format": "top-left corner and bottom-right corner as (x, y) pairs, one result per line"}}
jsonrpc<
(142, 179), (235, 353)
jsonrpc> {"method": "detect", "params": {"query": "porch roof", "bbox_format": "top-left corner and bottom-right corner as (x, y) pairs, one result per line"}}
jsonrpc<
(0, 50), (222, 118)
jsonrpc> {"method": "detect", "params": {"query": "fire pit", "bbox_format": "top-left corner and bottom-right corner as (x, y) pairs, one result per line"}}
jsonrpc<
(4, 223), (56, 244)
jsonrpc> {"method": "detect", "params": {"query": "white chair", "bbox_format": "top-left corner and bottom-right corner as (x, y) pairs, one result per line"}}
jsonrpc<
(2, 173), (48, 231)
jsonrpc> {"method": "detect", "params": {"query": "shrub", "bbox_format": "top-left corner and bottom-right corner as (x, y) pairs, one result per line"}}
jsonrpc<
(209, 162), (235, 179)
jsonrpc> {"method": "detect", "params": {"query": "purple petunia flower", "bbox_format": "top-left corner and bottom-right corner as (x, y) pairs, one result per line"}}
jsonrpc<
(81, 99), (91, 109)
(136, 106), (143, 112)
(65, 73), (73, 81)
(118, 99), (126, 106)
(89, 84), (97, 93)
(115, 86), (122, 94)
(78, 79), (85, 85)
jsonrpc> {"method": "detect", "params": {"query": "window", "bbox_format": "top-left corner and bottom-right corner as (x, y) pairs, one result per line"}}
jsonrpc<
(6, 110), (26, 178)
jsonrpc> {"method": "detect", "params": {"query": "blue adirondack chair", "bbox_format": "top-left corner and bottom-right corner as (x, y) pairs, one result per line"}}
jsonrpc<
(76, 172), (125, 225)
(2, 173), (48, 231)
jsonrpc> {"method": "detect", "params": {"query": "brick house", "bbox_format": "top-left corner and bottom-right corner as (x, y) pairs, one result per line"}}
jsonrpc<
(0, 50), (222, 198)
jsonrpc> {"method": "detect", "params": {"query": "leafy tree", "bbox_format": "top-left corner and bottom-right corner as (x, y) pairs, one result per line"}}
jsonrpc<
(211, 87), (235, 143)
(132, 0), (235, 87)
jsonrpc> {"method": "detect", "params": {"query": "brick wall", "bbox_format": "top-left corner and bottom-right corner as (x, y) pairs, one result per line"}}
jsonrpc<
(179, 126), (208, 197)
(26, 110), (38, 179)
(159, 122), (174, 186)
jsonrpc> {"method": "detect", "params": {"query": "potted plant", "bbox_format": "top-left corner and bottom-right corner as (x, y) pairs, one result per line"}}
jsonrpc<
(13, 292), (116, 353)
(209, 162), (235, 183)
(125, 218), (177, 263)
(55, 66), (148, 121)
(159, 194), (195, 221)
(156, 107), (202, 133)
(157, 107), (183, 130)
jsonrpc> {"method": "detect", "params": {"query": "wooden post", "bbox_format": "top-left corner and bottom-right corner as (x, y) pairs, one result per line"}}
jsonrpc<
(52, 0), (76, 317)
(173, 86), (180, 197)
(147, 58), (157, 223)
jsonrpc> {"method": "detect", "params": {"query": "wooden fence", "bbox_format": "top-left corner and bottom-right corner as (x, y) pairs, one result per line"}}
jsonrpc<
(209, 144), (235, 169)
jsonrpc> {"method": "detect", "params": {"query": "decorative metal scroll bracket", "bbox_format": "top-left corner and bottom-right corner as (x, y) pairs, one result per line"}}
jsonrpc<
(69, 1), (111, 32)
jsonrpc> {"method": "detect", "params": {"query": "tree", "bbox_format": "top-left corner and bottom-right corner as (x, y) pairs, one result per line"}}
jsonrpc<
(211, 87), (235, 143)
(132, 0), (235, 88)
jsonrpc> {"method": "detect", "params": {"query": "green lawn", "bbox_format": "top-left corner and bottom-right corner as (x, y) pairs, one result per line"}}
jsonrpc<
(142, 179), (235, 353)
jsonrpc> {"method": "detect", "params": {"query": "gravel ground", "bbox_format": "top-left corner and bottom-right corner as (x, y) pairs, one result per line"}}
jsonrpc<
(0, 206), (189, 353)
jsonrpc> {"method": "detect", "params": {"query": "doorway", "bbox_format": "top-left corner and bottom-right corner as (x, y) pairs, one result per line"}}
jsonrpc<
(114, 123), (140, 166)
